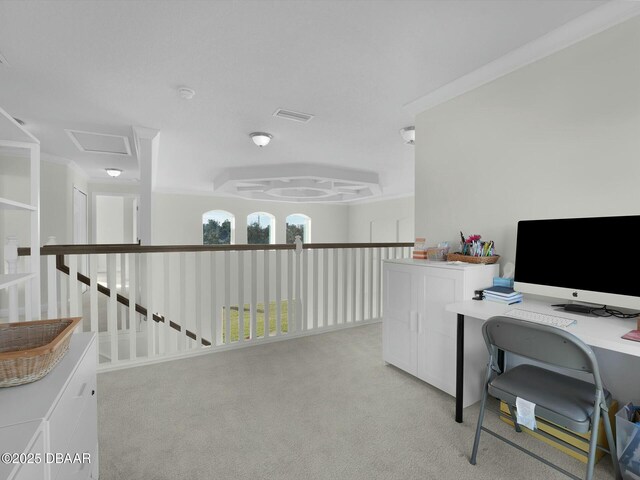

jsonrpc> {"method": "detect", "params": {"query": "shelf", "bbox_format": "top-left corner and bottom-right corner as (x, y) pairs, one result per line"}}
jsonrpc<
(0, 197), (36, 211)
(0, 273), (36, 290)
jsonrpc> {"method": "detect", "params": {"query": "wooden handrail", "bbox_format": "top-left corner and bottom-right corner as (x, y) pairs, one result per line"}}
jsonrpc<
(18, 242), (413, 256)
(55, 255), (211, 347)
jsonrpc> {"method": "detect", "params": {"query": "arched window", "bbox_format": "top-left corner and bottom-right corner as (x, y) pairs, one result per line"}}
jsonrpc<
(203, 210), (234, 244)
(247, 212), (275, 244)
(286, 214), (311, 243)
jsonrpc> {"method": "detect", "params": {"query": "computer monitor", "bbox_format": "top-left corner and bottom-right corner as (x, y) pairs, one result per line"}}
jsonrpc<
(513, 215), (640, 310)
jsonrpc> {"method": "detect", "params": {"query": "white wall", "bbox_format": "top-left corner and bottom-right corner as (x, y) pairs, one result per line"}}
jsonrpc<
(40, 160), (89, 245)
(347, 196), (414, 243)
(153, 192), (350, 244)
(96, 196), (125, 244)
(414, 17), (640, 403)
(415, 16), (640, 267)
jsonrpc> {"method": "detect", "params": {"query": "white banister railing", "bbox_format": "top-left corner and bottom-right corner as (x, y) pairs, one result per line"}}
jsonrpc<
(24, 239), (413, 370)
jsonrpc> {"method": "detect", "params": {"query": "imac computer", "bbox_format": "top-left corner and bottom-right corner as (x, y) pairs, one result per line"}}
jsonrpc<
(513, 215), (640, 311)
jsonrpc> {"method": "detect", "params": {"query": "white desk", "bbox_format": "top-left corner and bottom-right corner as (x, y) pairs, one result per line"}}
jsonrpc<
(445, 299), (640, 422)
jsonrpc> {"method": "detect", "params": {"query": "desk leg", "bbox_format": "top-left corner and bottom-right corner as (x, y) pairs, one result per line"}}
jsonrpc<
(455, 313), (464, 423)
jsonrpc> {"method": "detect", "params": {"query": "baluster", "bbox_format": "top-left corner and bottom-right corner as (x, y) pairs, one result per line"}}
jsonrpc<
(145, 253), (155, 358)
(162, 253), (171, 355)
(302, 246), (308, 330)
(359, 248), (365, 322)
(275, 249), (282, 336)
(263, 249), (269, 338)
(211, 252), (220, 346)
(107, 254), (118, 363)
(46, 237), (57, 319)
(128, 253), (137, 361)
(332, 248), (338, 327)
(376, 248), (383, 318)
(294, 236), (302, 332)
(179, 252), (186, 351)
(224, 251), (231, 344)
(89, 254), (98, 334)
(59, 256), (68, 318)
(69, 255), (79, 319)
(120, 253), (126, 329)
(195, 252), (202, 349)
(322, 249), (328, 328)
(4, 236), (19, 322)
(312, 248), (318, 330)
(287, 249), (294, 334)
(351, 248), (356, 323)
(250, 250), (257, 340)
(342, 249), (348, 325)
(238, 251), (245, 342)
(368, 248), (374, 320)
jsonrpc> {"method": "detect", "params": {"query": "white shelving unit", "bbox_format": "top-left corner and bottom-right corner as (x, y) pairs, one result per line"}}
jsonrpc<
(0, 105), (40, 321)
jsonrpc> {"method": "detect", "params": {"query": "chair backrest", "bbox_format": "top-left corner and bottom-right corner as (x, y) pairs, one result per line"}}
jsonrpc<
(483, 316), (601, 379)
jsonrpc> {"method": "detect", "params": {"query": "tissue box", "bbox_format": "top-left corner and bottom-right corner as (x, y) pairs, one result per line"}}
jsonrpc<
(493, 277), (514, 288)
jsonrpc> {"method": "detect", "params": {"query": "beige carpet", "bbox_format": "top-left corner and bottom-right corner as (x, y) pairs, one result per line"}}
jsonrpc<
(97, 323), (616, 480)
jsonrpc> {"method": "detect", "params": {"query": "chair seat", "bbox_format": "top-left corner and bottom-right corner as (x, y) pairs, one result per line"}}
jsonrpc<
(488, 364), (611, 433)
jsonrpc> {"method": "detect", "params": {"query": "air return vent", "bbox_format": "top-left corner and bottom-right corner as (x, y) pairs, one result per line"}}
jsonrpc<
(272, 108), (314, 123)
(66, 129), (132, 155)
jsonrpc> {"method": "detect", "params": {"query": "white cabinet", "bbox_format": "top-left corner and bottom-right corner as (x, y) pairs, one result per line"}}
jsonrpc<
(0, 105), (41, 321)
(0, 333), (98, 480)
(383, 259), (497, 406)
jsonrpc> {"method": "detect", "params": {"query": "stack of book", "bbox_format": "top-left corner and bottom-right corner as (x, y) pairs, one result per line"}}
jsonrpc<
(483, 285), (523, 305)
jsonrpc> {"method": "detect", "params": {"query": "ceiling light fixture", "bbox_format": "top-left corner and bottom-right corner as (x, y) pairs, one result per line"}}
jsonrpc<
(178, 86), (196, 100)
(105, 168), (123, 178)
(250, 132), (273, 147)
(399, 126), (415, 145)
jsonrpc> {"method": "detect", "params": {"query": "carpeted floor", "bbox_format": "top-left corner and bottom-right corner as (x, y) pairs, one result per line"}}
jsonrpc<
(97, 323), (616, 480)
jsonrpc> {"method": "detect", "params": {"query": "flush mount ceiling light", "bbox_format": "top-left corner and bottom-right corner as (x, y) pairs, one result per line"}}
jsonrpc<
(399, 126), (415, 145)
(105, 168), (123, 178)
(178, 86), (196, 100)
(250, 132), (273, 147)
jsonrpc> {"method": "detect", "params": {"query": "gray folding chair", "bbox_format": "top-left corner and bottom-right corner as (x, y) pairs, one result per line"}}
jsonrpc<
(470, 315), (619, 480)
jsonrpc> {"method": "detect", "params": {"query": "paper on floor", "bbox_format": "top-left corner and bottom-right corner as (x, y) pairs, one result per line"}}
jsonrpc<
(516, 397), (537, 430)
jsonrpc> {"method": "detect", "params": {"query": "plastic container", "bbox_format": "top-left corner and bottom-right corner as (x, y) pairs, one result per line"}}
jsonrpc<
(616, 403), (640, 479)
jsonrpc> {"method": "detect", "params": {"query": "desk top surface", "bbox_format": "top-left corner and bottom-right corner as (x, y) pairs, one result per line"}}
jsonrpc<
(446, 299), (640, 358)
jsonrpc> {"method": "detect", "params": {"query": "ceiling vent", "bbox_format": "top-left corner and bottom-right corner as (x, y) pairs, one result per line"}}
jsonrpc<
(272, 108), (314, 123)
(65, 129), (132, 156)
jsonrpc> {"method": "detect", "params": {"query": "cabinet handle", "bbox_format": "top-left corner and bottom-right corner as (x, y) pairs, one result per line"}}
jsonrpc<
(417, 313), (422, 334)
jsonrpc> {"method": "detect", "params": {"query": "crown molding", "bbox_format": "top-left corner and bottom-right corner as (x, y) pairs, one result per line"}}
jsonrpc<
(404, 2), (640, 116)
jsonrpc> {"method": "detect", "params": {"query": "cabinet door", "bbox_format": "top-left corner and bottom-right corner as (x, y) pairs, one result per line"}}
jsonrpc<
(382, 266), (418, 375)
(416, 269), (462, 391)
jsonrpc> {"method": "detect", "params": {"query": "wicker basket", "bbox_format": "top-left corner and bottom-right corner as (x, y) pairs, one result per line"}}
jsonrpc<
(446, 253), (500, 264)
(0, 317), (81, 387)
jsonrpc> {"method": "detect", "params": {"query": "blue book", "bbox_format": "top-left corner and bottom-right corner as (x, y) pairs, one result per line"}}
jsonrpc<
(484, 286), (518, 297)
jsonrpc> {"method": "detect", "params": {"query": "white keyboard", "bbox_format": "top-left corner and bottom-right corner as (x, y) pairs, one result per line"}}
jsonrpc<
(504, 308), (576, 328)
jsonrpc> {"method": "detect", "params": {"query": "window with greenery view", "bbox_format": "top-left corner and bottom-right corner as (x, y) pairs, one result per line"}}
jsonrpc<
(286, 214), (310, 243)
(203, 210), (234, 244)
(247, 212), (274, 244)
